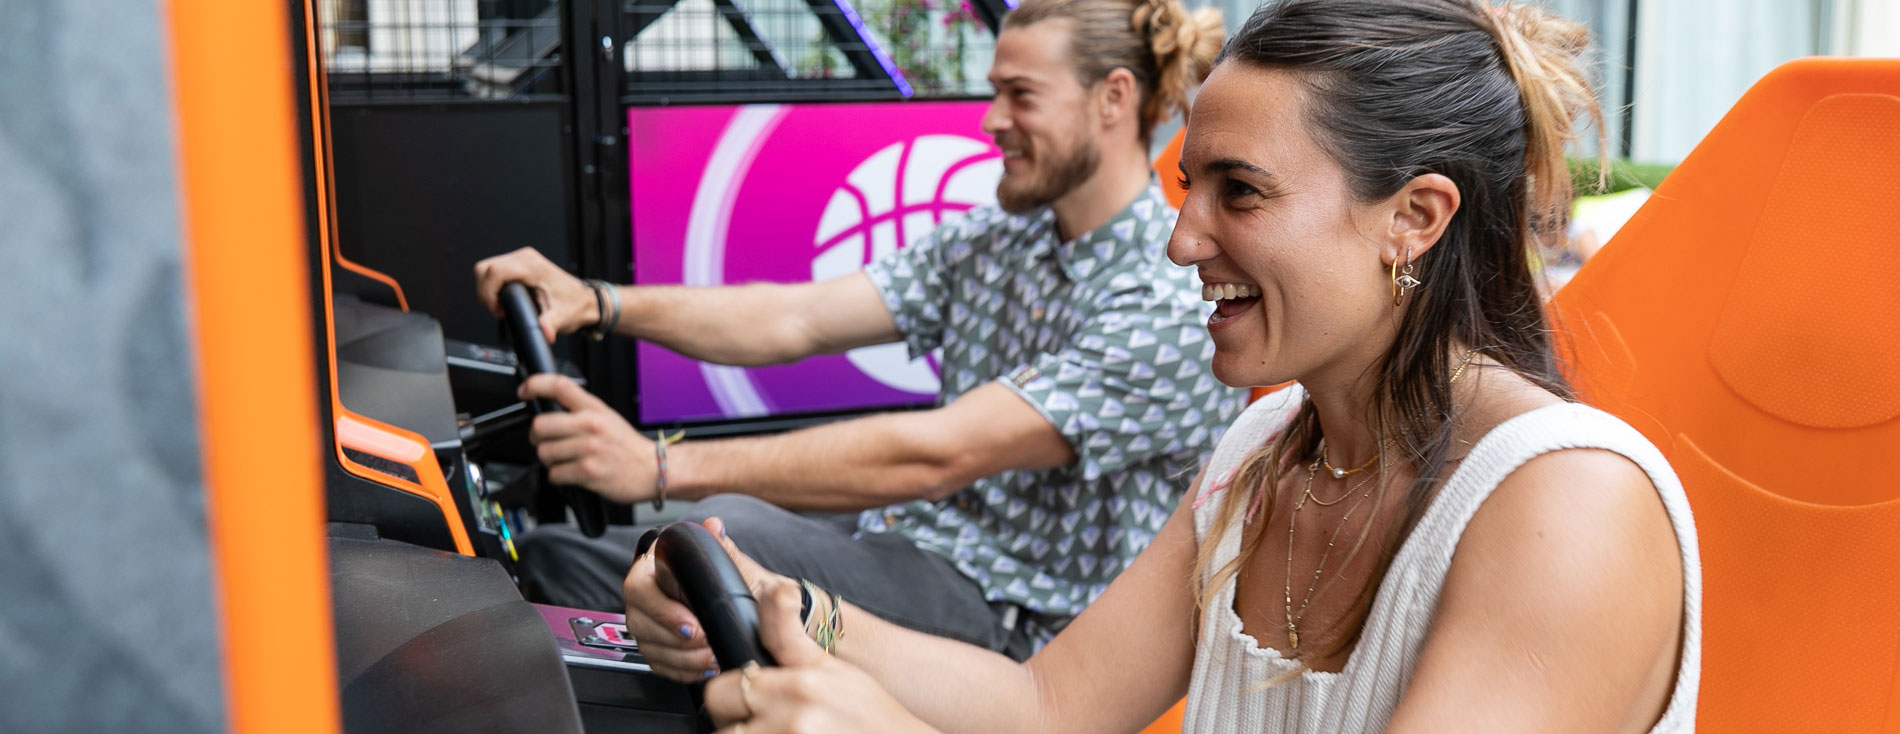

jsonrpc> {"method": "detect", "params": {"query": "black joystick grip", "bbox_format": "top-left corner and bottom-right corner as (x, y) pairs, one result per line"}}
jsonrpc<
(652, 523), (774, 669)
(498, 283), (561, 413)
(498, 281), (608, 538)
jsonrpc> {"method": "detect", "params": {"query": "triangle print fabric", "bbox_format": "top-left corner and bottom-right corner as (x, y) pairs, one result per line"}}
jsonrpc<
(861, 185), (1246, 650)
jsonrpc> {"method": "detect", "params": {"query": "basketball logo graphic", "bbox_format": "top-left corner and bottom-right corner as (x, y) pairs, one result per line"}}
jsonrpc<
(647, 103), (1002, 421)
(812, 135), (1003, 393)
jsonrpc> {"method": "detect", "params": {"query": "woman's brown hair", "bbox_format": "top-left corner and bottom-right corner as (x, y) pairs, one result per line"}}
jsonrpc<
(1191, 0), (1607, 666)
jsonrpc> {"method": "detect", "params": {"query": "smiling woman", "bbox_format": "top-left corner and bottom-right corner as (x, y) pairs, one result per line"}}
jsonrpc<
(1166, 1), (1697, 732)
(615, 3), (1701, 734)
(1169, 0), (1607, 661)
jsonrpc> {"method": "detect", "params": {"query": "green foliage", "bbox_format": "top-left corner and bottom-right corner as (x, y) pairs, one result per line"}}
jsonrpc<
(797, 27), (842, 78)
(857, 0), (980, 93)
(1569, 157), (1675, 195)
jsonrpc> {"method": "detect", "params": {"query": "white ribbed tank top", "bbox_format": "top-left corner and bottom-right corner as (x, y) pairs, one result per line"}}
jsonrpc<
(1183, 388), (1701, 733)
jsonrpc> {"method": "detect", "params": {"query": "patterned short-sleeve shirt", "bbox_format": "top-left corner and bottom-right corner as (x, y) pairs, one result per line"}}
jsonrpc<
(861, 184), (1246, 647)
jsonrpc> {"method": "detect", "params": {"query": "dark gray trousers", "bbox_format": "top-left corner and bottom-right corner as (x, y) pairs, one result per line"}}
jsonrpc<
(516, 494), (1036, 660)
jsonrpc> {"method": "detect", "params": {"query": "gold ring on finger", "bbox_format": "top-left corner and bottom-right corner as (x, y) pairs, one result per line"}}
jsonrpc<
(738, 661), (761, 718)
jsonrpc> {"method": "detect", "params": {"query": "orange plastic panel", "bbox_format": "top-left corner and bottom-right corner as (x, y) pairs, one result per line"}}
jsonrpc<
(1139, 698), (1186, 734)
(1707, 94), (1900, 430)
(1674, 437), (1900, 734)
(293, 0), (471, 551)
(333, 413), (475, 556)
(1155, 128), (1188, 209)
(1249, 381), (1295, 403)
(169, 0), (341, 731)
(1552, 58), (1900, 505)
(1549, 58), (1900, 731)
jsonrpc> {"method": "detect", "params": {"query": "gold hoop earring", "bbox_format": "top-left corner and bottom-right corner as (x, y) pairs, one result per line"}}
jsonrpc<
(1390, 256), (1400, 306)
(1392, 249), (1421, 307)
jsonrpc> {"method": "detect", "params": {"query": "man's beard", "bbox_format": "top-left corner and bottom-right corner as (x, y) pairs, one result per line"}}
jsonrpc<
(995, 133), (1102, 214)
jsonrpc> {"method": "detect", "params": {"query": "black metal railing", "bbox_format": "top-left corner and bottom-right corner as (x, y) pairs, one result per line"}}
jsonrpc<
(317, 0), (567, 101)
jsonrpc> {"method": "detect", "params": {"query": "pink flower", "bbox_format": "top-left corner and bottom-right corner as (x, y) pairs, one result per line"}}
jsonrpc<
(942, 0), (978, 27)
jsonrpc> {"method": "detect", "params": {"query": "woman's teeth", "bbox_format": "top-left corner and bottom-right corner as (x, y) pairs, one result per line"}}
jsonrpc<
(1201, 283), (1261, 301)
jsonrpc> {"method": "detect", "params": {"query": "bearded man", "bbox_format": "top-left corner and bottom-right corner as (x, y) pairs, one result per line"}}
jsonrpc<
(474, 0), (1232, 660)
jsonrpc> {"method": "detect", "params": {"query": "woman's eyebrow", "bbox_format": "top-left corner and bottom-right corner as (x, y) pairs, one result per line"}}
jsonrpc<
(1204, 158), (1275, 178)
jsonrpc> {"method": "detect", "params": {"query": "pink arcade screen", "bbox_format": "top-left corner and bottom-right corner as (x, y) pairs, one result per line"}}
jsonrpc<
(627, 101), (1002, 426)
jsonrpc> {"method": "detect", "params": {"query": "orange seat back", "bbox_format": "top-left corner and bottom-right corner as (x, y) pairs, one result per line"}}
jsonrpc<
(1155, 127), (1188, 209)
(1549, 57), (1900, 733)
(1138, 698), (1185, 734)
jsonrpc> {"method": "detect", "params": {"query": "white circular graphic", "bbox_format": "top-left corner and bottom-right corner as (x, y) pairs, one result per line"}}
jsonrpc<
(812, 135), (1002, 394)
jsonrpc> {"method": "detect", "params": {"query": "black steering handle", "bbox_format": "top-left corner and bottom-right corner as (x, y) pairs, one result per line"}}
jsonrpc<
(498, 281), (608, 538)
(498, 283), (563, 413)
(643, 523), (774, 670)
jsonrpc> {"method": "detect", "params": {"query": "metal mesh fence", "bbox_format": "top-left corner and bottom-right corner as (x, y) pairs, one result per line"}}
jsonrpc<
(313, 0), (995, 103)
(317, 0), (567, 101)
(619, 0), (996, 102)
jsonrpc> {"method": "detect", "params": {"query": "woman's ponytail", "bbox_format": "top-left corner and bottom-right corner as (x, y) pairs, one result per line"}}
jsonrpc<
(1482, 2), (1608, 234)
(1133, 0), (1224, 133)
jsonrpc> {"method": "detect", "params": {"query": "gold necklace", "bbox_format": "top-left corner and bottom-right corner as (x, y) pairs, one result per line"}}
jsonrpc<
(1318, 440), (1383, 480)
(1280, 348), (1481, 651)
(1303, 445), (1383, 507)
(1282, 463), (1379, 650)
(1448, 349), (1477, 384)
